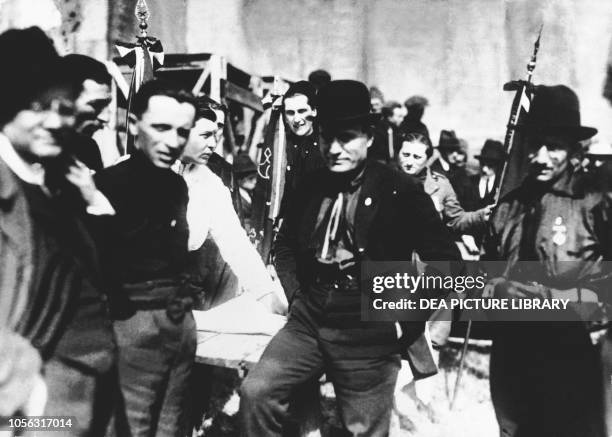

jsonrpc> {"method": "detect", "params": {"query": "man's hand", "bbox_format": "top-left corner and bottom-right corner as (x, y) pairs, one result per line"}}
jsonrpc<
(262, 264), (289, 315)
(483, 278), (549, 300)
(482, 204), (495, 221)
(482, 277), (506, 298)
(66, 159), (115, 215)
(65, 159), (97, 204)
(193, 293), (286, 336)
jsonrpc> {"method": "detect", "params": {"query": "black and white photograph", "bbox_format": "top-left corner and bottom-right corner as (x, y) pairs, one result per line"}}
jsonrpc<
(1, 0), (612, 436)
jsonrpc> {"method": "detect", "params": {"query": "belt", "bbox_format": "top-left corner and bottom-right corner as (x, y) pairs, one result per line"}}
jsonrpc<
(312, 263), (359, 290)
(121, 278), (194, 323)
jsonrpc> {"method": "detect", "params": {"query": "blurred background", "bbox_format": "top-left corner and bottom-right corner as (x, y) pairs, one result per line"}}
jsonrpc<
(2, 0), (612, 159)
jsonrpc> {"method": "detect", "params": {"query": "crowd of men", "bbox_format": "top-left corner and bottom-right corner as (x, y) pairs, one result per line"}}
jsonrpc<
(1, 24), (612, 437)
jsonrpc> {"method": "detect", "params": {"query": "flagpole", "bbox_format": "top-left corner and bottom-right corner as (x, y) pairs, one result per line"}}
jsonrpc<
(451, 27), (543, 412)
(494, 26), (542, 205)
(115, 0), (164, 155)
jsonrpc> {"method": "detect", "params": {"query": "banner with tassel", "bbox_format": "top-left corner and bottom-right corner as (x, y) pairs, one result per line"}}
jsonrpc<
(114, 0), (164, 153)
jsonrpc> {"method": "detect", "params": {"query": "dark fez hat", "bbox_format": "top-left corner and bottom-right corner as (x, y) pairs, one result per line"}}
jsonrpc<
(521, 85), (597, 145)
(317, 80), (378, 129)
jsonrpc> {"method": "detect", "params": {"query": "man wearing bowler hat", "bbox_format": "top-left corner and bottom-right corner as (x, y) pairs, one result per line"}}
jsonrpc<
(483, 85), (612, 437)
(239, 80), (460, 436)
(430, 129), (463, 175)
(471, 139), (506, 209)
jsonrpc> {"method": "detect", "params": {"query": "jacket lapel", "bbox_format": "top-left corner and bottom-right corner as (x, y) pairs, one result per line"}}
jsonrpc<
(0, 157), (32, 260)
(300, 185), (328, 249)
(355, 164), (382, 252)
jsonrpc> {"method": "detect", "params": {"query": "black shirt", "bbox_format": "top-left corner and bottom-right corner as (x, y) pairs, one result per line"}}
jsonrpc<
(94, 152), (189, 284)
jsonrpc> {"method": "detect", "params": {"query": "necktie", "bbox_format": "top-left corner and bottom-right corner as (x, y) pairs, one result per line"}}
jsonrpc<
(319, 192), (343, 261)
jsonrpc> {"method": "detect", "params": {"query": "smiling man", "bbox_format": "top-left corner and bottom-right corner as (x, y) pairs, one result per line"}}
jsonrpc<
(281, 80), (326, 210)
(0, 27), (117, 435)
(61, 54), (113, 172)
(240, 80), (460, 436)
(94, 79), (197, 437)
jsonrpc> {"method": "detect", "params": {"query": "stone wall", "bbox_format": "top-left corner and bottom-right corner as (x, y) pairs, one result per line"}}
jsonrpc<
(1, 0), (612, 153)
(185, 0), (612, 153)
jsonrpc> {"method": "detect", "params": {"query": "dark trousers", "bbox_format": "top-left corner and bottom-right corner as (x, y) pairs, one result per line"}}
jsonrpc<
(113, 309), (197, 437)
(43, 358), (118, 437)
(239, 301), (401, 436)
(490, 323), (606, 437)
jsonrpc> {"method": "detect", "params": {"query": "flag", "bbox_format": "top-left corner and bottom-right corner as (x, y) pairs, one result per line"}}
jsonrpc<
(250, 98), (287, 262)
(115, 35), (164, 153)
(496, 81), (535, 202)
(496, 28), (542, 202)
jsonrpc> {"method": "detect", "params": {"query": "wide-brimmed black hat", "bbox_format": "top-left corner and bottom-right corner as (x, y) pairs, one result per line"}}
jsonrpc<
(317, 80), (378, 129)
(437, 129), (461, 151)
(475, 139), (505, 162)
(520, 85), (597, 144)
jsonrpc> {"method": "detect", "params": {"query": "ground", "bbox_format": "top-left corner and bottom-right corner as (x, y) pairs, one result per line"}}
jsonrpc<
(195, 340), (498, 436)
(393, 340), (497, 437)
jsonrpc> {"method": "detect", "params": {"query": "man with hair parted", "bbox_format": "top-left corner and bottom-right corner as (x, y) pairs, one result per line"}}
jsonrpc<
(281, 80), (326, 208)
(94, 79), (197, 437)
(61, 54), (116, 171)
(178, 101), (286, 313)
(239, 80), (460, 436)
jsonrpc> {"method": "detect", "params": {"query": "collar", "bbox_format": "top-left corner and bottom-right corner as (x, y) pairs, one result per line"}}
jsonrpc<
(326, 164), (366, 194)
(0, 134), (45, 187)
(416, 168), (428, 183)
(520, 169), (580, 200)
(438, 156), (450, 172)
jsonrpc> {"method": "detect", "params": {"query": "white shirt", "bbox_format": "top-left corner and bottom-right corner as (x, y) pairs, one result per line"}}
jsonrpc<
(181, 163), (279, 300)
(0, 134), (45, 186)
(478, 175), (495, 199)
(0, 134), (114, 215)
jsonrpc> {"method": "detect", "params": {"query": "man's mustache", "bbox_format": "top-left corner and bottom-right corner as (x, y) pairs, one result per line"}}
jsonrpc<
(529, 162), (552, 173)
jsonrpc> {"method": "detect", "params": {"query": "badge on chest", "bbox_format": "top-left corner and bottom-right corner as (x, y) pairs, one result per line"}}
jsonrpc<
(552, 216), (567, 246)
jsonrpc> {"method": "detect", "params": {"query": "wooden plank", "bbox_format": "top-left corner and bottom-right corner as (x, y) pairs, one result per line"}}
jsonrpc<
(195, 331), (273, 369)
(225, 82), (264, 112)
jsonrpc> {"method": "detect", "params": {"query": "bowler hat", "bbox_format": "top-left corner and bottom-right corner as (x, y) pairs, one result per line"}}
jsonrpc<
(317, 80), (378, 129)
(475, 139), (505, 162)
(437, 130), (461, 151)
(521, 85), (597, 144)
(233, 153), (257, 177)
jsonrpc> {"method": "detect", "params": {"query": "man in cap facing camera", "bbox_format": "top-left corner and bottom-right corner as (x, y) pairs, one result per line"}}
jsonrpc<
(240, 80), (460, 436)
(483, 85), (612, 437)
